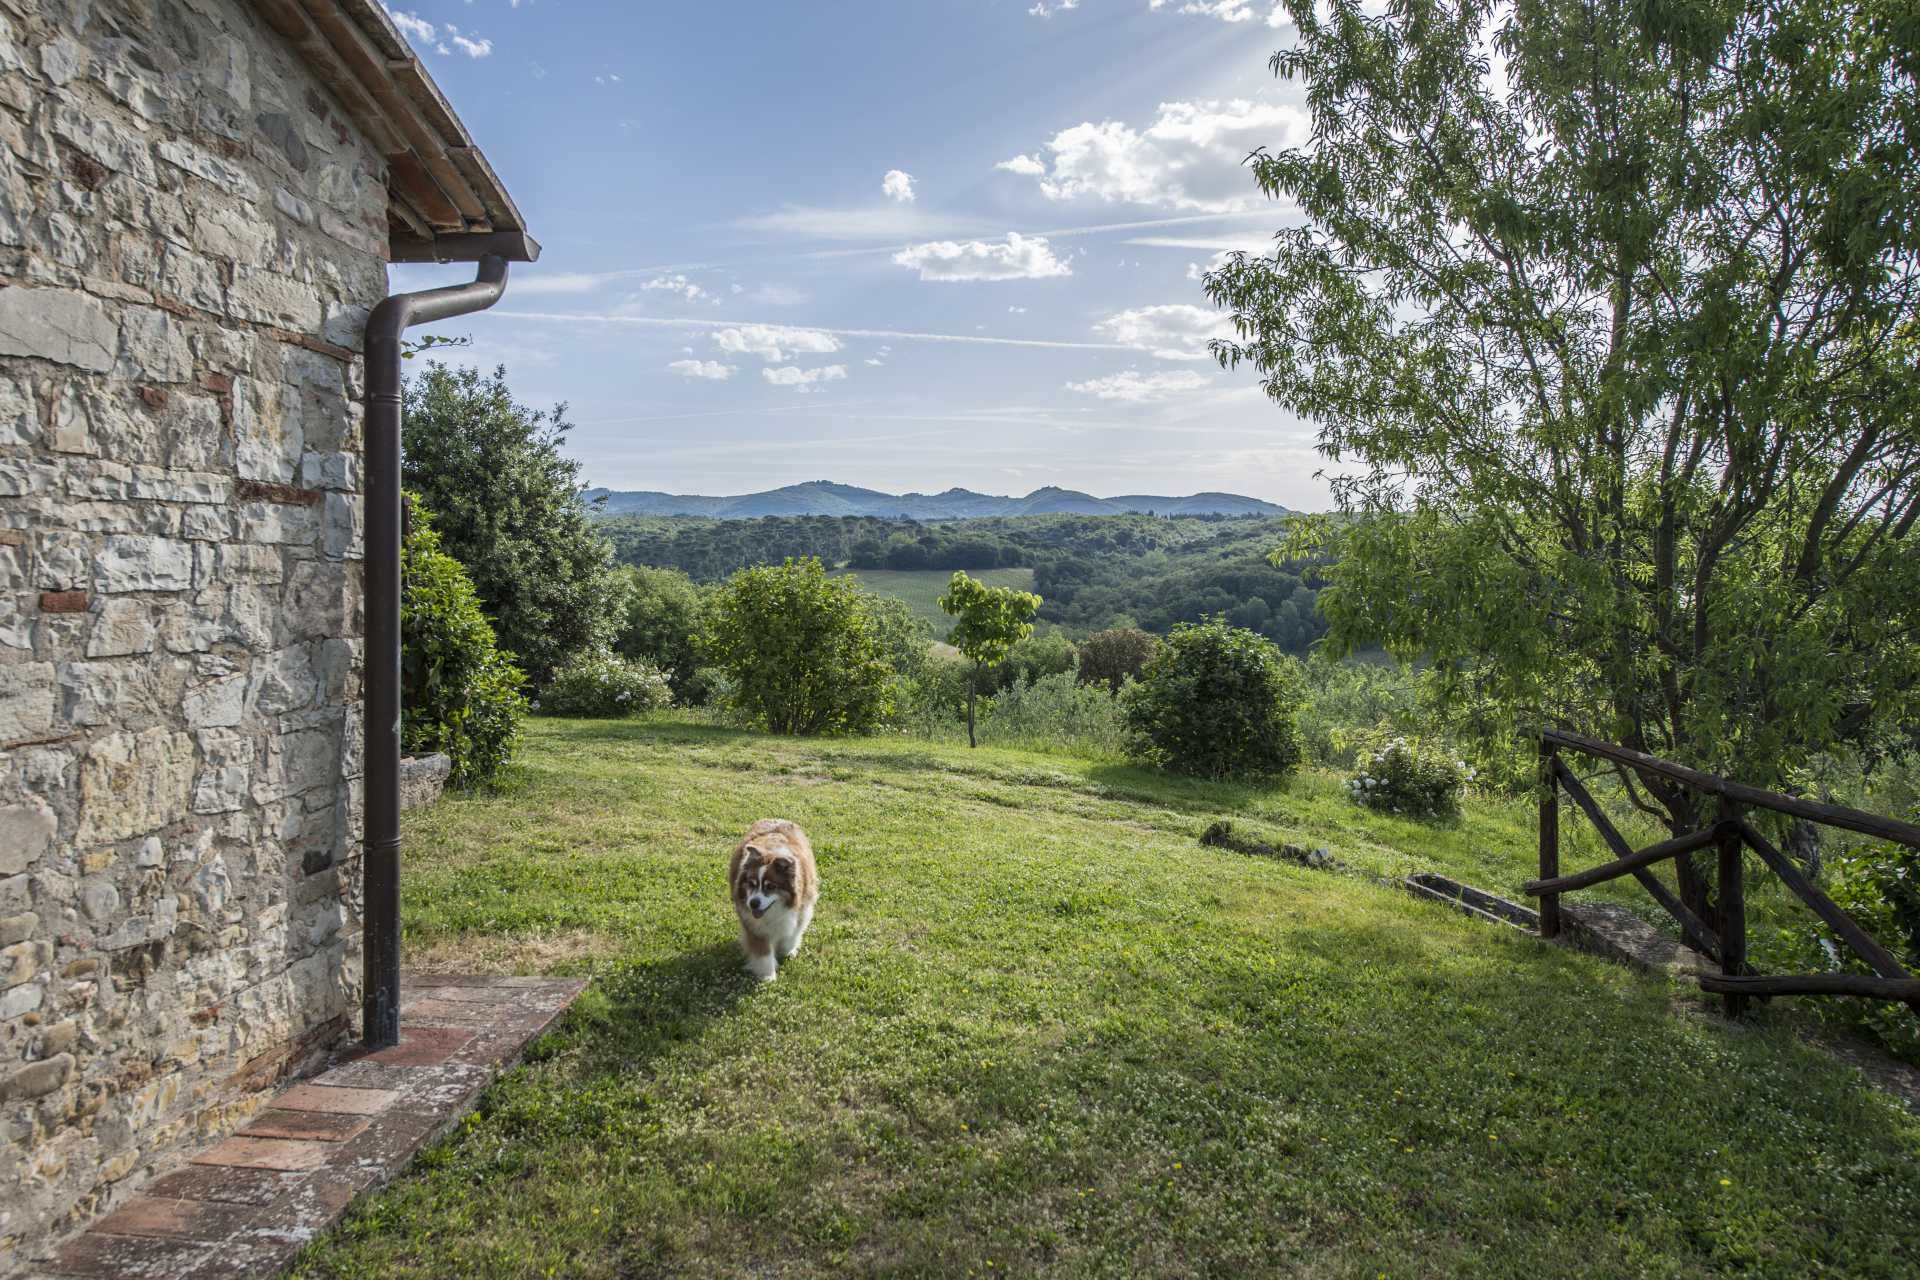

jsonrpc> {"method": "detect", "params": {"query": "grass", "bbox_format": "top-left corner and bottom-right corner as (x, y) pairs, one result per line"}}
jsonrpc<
(832, 567), (1038, 638)
(294, 719), (1920, 1278)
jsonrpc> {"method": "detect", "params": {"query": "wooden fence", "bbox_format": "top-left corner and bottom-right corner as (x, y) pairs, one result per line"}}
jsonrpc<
(1525, 728), (1920, 1019)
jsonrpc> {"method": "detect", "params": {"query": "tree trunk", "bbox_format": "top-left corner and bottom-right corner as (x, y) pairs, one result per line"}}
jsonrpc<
(966, 675), (977, 749)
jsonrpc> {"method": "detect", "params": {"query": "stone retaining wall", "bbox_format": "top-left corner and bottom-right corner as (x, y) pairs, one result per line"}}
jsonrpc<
(0, 0), (386, 1262)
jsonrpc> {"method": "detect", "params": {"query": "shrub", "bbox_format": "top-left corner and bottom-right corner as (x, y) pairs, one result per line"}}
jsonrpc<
(979, 670), (1128, 759)
(1077, 627), (1160, 693)
(703, 558), (894, 735)
(400, 497), (527, 788)
(1345, 737), (1469, 819)
(1296, 656), (1423, 767)
(892, 657), (971, 739)
(610, 565), (708, 702)
(1122, 618), (1304, 779)
(864, 593), (936, 692)
(1753, 839), (1920, 1063)
(987, 630), (1078, 694)
(539, 651), (673, 717)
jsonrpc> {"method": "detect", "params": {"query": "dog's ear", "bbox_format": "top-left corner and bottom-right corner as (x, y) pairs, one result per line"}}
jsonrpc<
(742, 844), (763, 864)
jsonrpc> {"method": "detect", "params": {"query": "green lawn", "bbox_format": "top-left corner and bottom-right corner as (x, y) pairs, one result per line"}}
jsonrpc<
(294, 719), (1920, 1278)
(831, 567), (1037, 639)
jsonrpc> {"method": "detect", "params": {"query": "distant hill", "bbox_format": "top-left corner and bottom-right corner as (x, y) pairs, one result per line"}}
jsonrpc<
(582, 481), (1287, 520)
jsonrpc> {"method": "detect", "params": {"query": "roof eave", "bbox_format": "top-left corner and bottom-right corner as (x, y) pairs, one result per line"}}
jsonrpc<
(250, 0), (535, 263)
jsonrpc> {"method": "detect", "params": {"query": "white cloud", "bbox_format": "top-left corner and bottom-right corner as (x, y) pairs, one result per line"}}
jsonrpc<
(437, 20), (491, 58)
(385, 8), (435, 41)
(714, 324), (843, 363)
(762, 364), (848, 392)
(1003, 99), (1307, 213)
(413, 18), (491, 59)
(1186, 249), (1238, 280)
(891, 232), (1071, 282)
(1028, 0), (1080, 15)
(1008, 305), (1028, 314)
(1149, 0), (1291, 24)
(881, 169), (917, 203)
(669, 359), (736, 381)
(1064, 368), (1212, 401)
(1093, 304), (1234, 360)
(641, 274), (707, 302)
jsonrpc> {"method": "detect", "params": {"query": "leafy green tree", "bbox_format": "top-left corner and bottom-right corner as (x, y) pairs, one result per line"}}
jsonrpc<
(939, 571), (1042, 747)
(703, 558), (894, 735)
(1123, 619), (1305, 780)
(610, 565), (708, 702)
(400, 496), (527, 789)
(402, 364), (622, 684)
(1078, 628), (1161, 693)
(1211, 0), (1920, 913)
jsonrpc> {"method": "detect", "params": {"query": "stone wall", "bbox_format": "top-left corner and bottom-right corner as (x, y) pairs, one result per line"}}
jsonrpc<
(0, 0), (387, 1262)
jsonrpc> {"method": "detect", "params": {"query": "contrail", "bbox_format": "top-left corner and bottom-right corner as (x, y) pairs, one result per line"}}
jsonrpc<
(493, 311), (1139, 352)
(496, 211), (1280, 287)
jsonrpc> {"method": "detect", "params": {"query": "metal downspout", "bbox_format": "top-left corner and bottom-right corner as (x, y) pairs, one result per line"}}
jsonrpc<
(360, 248), (518, 1049)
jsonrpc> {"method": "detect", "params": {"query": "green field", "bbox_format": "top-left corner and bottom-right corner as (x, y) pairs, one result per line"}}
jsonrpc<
(832, 567), (1037, 639)
(293, 718), (1920, 1279)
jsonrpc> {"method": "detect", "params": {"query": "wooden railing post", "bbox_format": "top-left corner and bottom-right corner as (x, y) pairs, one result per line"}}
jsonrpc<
(1717, 794), (1746, 1019)
(1539, 735), (1561, 939)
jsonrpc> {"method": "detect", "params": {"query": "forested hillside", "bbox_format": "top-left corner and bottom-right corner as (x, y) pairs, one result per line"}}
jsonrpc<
(596, 512), (1329, 653)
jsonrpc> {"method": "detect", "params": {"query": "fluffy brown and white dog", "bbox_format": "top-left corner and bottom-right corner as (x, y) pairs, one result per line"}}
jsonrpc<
(727, 819), (818, 981)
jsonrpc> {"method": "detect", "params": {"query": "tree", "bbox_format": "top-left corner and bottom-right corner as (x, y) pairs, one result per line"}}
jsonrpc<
(402, 364), (622, 684)
(1077, 628), (1161, 693)
(939, 571), (1041, 747)
(703, 558), (894, 735)
(1210, 0), (1920, 913)
(1122, 618), (1305, 779)
(610, 565), (708, 702)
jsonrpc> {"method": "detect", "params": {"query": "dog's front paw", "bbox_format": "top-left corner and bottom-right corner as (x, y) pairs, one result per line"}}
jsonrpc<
(746, 954), (778, 982)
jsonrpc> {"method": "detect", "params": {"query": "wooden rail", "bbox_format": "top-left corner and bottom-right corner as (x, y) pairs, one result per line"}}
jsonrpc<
(1527, 731), (1920, 1021)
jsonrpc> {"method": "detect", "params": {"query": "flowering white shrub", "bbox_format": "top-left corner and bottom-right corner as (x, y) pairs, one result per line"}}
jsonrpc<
(539, 650), (673, 718)
(1346, 737), (1471, 819)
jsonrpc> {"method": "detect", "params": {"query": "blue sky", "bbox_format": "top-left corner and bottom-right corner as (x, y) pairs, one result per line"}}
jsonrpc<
(386, 1), (1328, 507)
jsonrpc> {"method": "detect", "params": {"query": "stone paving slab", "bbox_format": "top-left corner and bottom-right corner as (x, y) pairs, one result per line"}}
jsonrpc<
(28, 975), (585, 1280)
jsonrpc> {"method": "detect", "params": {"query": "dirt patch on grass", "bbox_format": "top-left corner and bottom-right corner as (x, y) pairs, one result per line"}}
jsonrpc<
(405, 929), (623, 975)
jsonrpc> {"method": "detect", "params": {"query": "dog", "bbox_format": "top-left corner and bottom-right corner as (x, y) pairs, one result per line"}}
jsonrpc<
(728, 819), (818, 981)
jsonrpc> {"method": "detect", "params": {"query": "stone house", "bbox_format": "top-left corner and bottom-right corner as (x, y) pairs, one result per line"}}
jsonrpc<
(0, 0), (535, 1264)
